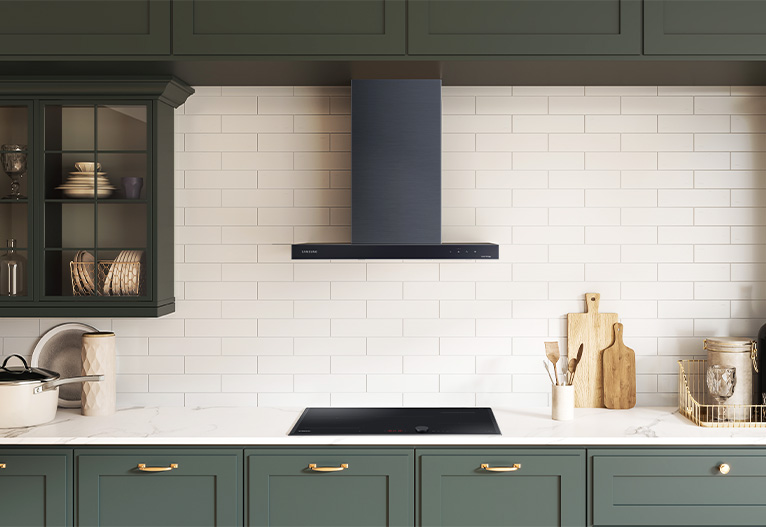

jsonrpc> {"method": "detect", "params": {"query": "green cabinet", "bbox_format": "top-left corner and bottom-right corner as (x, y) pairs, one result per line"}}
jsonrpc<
(173, 0), (405, 56)
(407, 0), (641, 56)
(418, 448), (585, 527)
(0, 449), (71, 526)
(246, 448), (414, 526)
(0, 78), (192, 317)
(0, 1), (170, 56)
(644, 0), (766, 55)
(75, 448), (242, 527)
(591, 449), (766, 526)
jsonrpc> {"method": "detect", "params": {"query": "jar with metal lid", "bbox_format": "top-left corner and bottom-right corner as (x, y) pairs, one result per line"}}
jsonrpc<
(704, 337), (757, 420)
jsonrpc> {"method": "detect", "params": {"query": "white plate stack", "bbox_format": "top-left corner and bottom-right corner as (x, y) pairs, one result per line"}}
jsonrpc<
(57, 171), (116, 198)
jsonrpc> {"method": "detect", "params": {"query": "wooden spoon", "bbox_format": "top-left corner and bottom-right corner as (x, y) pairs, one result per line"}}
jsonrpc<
(568, 343), (584, 385)
(544, 342), (561, 385)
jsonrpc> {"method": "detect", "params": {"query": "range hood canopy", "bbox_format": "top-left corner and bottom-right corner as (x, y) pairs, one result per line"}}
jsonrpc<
(292, 79), (498, 260)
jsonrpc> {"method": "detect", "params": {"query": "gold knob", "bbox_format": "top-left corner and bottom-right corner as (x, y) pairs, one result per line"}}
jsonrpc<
(480, 463), (521, 472)
(0, 463), (5, 469)
(137, 463), (179, 472)
(308, 463), (348, 472)
(719, 463), (731, 475)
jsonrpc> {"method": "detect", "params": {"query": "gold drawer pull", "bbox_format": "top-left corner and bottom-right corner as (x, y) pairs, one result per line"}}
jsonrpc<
(481, 463), (521, 472)
(308, 463), (348, 472)
(137, 463), (179, 472)
(719, 463), (731, 475)
(0, 463), (5, 469)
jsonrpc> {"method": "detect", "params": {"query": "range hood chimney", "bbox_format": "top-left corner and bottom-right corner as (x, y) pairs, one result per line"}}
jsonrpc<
(292, 79), (498, 260)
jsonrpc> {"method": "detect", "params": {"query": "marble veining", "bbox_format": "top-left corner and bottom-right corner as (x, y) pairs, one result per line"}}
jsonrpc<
(2, 406), (766, 445)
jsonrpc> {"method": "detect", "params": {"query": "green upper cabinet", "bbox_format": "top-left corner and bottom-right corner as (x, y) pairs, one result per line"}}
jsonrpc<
(173, 0), (405, 56)
(0, 0), (170, 56)
(418, 448), (586, 527)
(0, 449), (72, 527)
(0, 78), (192, 318)
(644, 0), (766, 55)
(75, 448), (242, 527)
(407, 0), (641, 56)
(246, 448), (414, 527)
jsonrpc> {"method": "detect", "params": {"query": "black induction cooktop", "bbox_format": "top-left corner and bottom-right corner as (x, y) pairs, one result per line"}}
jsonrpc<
(289, 407), (501, 435)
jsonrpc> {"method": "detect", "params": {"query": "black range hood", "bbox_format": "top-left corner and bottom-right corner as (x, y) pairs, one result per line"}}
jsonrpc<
(292, 79), (498, 260)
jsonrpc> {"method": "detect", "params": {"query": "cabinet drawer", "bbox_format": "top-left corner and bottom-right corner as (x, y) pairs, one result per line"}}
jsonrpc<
(592, 449), (766, 526)
(75, 448), (241, 527)
(0, 449), (71, 527)
(418, 448), (585, 527)
(246, 448), (413, 527)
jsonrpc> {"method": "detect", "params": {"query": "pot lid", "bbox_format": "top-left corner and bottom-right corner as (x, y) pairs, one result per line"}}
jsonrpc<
(0, 354), (59, 384)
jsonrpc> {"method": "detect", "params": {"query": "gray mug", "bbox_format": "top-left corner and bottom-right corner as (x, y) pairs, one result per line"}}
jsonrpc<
(121, 177), (143, 199)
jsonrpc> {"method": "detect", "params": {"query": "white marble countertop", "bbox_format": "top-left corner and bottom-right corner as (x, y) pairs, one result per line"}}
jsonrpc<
(1, 406), (766, 446)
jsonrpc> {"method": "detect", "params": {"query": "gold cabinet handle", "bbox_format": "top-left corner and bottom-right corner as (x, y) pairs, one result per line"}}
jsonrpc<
(0, 463), (5, 469)
(481, 463), (521, 472)
(137, 463), (179, 472)
(719, 463), (731, 475)
(308, 463), (348, 472)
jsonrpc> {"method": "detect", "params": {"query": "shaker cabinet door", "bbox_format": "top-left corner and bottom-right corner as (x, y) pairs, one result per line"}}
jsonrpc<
(407, 0), (641, 56)
(173, 0), (405, 56)
(246, 448), (414, 526)
(418, 448), (586, 527)
(75, 449), (242, 526)
(591, 449), (766, 526)
(0, 449), (71, 527)
(644, 0), (766, 55)
(0, 0), (170, 56)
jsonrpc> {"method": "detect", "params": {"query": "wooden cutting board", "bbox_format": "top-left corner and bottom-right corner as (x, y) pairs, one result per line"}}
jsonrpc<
(568, 293), (618, 408)
(603, 323), (637, 409)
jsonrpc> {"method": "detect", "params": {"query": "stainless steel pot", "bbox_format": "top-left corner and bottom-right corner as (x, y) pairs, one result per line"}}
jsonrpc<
(0, 354), (103, 428)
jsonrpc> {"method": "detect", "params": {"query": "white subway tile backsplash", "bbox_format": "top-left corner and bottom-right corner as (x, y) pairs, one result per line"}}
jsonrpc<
(25, 85), (766, 408)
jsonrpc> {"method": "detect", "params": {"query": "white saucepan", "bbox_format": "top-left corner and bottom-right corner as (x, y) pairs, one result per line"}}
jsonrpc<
(0, 354), (103, 428)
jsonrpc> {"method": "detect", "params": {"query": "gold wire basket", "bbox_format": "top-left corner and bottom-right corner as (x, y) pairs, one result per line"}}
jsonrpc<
(70, 260), (144, 297)
(679, 359), (765, 427)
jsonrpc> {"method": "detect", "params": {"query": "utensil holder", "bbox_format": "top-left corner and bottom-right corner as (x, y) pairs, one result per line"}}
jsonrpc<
(552, 384), (574, 421)
(70, 260), (144, 296)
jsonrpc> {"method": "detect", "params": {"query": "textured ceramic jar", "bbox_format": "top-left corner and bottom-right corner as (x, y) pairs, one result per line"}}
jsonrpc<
(81, 332), (116, 416)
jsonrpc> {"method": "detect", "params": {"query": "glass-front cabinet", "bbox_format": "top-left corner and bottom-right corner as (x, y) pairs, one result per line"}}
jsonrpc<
(0, 79), (193, 317)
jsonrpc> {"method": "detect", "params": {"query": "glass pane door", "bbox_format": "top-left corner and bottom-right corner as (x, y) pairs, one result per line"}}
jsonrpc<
(43, 103), (149, 299)
(0, 104), (31, 299)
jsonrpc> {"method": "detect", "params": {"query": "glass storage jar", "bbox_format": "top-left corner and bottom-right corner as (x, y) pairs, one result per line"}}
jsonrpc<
(704, 337), (757, 420)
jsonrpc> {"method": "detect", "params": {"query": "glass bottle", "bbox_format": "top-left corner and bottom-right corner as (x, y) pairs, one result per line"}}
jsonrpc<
(0, 238), (26, 296)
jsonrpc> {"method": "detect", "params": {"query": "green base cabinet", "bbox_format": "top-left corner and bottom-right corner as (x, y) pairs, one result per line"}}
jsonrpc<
(418, 448), (586, 527)
(75, 448), (242, 527)
(0, 449), (71, 527)
(0, 0), (170, 56)
(173, 0), (405, 56)
(644, 0), (766, 55)
(407, 0), (641, 56)
(246, 448), (414, 527)
(591, 449), (766, 526)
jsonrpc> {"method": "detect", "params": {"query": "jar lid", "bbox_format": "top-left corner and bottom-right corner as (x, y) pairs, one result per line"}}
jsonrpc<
(704, 337), (755, 352)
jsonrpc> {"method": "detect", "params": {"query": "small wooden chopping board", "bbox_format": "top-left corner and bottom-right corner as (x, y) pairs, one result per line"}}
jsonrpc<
(603, 323), (637, 409)
(568, 293), (618, 408)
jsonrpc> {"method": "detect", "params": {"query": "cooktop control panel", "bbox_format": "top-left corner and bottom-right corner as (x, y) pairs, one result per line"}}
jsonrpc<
(289, 407), (501, 435)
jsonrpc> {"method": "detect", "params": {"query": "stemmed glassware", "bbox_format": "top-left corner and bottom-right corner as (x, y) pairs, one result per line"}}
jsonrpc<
(706, 365), (737, 421)
(1, 144), (27, 200)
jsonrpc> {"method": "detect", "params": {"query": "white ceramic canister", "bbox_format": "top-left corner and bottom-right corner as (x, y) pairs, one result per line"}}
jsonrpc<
(81, 331), (116, 416)
(552, 384), (574, 421)
(704, 337), (758, 420)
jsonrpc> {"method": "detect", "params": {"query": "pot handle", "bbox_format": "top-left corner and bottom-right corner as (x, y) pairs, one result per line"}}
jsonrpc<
(32, 375), (104, 395)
